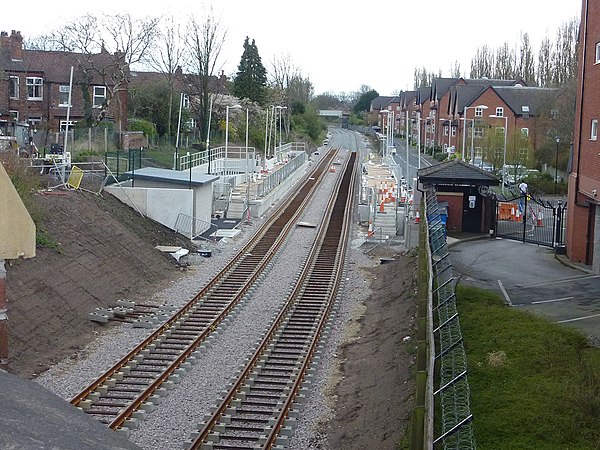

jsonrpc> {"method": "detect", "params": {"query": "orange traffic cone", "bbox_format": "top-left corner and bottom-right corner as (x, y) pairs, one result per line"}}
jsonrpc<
(329, 165), (336, 173)
(379, 200), (385, 212)
(367, 220), (374, 237)
(536, 209), (544, 227)
(415, 210), (420, 223)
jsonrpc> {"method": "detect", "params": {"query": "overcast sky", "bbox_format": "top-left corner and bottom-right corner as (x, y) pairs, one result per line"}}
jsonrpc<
(2, 0), (581, 96)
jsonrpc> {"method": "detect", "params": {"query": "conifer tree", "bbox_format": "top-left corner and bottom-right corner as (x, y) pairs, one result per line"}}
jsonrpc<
(233, 36), (267, 104)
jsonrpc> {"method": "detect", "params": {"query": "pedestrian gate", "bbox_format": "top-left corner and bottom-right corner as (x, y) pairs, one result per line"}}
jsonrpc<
(494, 191), (566, 248)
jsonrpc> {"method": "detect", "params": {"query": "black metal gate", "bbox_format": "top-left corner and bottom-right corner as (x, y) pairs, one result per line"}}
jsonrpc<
(494, 191), (566, 248)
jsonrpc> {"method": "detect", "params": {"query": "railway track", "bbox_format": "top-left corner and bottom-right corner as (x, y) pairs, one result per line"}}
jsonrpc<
(186, 150), (358, 449)
(70, 148), (339, 430)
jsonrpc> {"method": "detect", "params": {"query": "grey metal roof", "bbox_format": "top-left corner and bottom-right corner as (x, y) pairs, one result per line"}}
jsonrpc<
(418, 159), (500, 186)
(126, 167), (219, 187)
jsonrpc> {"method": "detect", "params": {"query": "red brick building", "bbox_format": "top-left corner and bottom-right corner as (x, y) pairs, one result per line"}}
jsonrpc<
(0, 30), (127, 150)
(566, 0), (600, 268)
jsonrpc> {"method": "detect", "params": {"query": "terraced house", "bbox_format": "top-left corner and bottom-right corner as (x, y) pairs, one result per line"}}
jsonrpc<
(0, 30), (127, 151)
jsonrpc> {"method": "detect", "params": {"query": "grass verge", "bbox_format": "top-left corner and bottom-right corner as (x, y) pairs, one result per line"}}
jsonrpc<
(458, 285), (600, 449)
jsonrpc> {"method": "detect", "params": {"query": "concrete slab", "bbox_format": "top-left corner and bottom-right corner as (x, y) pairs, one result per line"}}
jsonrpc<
(0, 370), (140, 449)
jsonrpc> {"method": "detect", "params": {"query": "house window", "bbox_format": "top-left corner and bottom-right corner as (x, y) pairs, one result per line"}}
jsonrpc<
(431, 124), (435, 134)
(474, 127), (484, 138)
(93, 86), (106, 108)
(9, 110), (19, 121)
(59, 85), (70, 107)
(443, 126), (448, 136)
(495, 107), (504, 117)
(451, 126), (456, 137)
(182, 94), (190, 109)
(60, 120), (76, 131)
(596, 42), (600, 63)
(26, 77), (43, 100)
(591, 119), (598, 141)
(475, 107), (484, 117)
(9, 77), (19, 99)
(521, 128), (529, 137)
(474, 147), (483, 159)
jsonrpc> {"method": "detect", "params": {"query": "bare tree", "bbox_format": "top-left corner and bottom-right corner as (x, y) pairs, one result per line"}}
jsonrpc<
(45, 13), (160, 135)
(148, 16), (186, 142)
(185, 9), (227, 148)
(494, 42), (516, 79)
(537, 36), (552, 87)
(270, 54), (309, 135)
(469, 45), (494, 79)
(516, 32), (536, 83)
(449, 60), (462, 78)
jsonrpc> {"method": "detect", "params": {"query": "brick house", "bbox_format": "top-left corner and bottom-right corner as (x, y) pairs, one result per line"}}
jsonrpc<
(0, 30), (126, 151)
(566, 0), (600, 268)
(449, 84), (561, 168)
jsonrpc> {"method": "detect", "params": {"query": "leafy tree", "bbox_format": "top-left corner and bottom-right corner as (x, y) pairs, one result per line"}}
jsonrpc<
(353, 89), (379, 113)
(128, 118), (157, 137)
(290, 104), (326, 142)
(233, 36), (267, 104)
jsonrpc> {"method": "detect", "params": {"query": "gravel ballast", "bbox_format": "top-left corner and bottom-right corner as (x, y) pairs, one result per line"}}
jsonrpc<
(36, 134), (407, 449)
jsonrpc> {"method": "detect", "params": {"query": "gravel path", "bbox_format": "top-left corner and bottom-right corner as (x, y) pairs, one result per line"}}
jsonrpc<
(35, 143), (376, 449)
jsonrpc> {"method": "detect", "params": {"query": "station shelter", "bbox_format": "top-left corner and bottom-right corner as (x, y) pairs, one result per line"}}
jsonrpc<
(417, 159), (500, 234)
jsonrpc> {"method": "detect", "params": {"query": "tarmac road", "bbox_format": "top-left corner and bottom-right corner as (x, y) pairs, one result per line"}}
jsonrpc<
(450, 237), (600, 342)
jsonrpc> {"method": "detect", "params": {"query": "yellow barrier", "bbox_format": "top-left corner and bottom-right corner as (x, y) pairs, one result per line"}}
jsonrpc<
(67, 165), (84, 189)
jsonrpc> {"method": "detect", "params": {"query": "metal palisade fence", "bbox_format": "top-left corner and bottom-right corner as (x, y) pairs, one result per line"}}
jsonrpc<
(425, 187), (476, 450)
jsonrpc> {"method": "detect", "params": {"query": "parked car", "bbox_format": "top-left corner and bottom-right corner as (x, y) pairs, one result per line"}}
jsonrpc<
(472, 158), (494, 172)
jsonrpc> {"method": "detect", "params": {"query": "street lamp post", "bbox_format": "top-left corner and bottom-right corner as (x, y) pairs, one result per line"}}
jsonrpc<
(555, 136), (560, 194)
(275, 105), (287, 160)
(405, 111), (409, 185)
(490, 114), (508, 193)
(462, 105), (488, 162)
(416, 111), (421, 170)
(206, 95), (213, 174)
(225, 104), (242, 176)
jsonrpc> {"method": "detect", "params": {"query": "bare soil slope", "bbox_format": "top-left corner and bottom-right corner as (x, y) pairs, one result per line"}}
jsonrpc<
(5, 189), (191, 377)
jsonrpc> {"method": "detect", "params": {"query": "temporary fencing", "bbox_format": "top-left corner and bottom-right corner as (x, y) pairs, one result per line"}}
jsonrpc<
(424, 187), (475, 450)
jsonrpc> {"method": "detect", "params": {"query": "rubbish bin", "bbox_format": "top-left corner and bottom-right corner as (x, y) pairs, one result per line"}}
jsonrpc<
(438, 201), (449, 238)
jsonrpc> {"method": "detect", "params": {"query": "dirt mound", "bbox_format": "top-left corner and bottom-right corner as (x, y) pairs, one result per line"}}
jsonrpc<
(5, 189), (192, 378)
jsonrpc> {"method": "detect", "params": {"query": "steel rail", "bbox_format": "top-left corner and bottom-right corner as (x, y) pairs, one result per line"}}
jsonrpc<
(69, 149), (338, 430)
(187, 150), (357, 449)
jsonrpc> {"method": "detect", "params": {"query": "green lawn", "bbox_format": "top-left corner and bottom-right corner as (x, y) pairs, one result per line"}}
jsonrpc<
(457, 285), (600, 450)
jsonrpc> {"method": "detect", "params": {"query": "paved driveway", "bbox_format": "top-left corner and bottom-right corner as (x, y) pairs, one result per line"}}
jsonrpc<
(450, 238), (600, 340)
